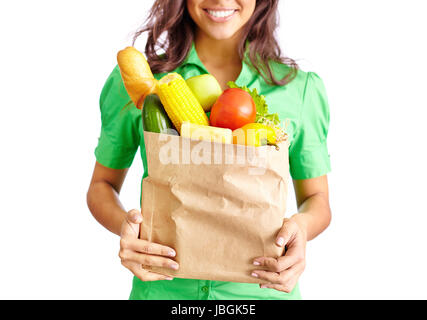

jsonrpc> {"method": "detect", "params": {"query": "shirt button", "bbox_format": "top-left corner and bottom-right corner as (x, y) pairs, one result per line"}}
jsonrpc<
(201, 286), (209, 293)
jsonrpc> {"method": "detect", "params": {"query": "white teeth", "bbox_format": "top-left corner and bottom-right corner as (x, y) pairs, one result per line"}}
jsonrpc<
(207, 10), (235, 18)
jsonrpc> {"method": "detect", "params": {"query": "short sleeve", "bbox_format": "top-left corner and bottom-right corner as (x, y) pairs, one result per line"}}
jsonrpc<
(289, 72), (331, 179)
(94, 65), (142, 169)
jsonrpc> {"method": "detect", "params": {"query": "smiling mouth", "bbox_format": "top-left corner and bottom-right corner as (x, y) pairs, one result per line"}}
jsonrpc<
(203, 9), (238, 19)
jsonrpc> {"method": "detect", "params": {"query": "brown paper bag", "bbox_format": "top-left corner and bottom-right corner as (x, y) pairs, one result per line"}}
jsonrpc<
(141, 131), (290, 284)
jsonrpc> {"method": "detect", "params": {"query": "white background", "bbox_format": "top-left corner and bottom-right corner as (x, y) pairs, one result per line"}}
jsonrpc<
(0, 0), (426, 299)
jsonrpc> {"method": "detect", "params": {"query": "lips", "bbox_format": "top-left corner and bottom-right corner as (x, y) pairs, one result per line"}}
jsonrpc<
(203, 8), (238, 22)
(206, 9), (235, 18)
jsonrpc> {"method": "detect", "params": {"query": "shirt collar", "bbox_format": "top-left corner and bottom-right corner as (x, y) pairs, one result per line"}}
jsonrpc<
(181, 42), (208, 73)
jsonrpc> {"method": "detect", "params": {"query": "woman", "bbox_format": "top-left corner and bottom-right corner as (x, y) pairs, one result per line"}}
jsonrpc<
(87, 0), (332, 300)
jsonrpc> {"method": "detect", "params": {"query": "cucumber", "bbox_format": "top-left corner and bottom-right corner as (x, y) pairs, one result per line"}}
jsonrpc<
(142, 94), (174, 134)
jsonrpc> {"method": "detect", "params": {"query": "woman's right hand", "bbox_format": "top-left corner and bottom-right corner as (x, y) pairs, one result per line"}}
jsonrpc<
(119, 209), (179, 281)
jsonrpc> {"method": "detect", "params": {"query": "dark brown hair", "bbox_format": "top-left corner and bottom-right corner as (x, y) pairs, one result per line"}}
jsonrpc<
(133, 0), (298, 86)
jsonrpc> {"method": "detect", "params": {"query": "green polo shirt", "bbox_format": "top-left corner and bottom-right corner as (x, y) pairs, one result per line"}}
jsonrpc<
(94, 43), (331, 300)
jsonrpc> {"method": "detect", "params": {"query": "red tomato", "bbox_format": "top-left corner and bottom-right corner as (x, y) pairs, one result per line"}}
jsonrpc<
(210, 88), (256, 130)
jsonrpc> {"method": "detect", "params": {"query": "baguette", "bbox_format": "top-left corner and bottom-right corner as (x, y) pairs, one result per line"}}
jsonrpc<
(117, 47), (158, 109)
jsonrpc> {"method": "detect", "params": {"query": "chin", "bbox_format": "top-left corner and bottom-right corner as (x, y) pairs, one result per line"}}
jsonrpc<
(204, 27), (240, 41)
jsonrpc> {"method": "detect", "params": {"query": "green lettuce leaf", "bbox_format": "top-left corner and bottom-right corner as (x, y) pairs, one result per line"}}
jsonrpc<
(227, 81), (280, 125)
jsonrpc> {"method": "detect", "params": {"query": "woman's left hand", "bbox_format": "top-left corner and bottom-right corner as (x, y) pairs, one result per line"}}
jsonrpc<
(251, 217), (307, 293)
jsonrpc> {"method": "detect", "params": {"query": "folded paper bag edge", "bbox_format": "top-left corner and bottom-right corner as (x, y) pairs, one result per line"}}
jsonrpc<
(144, 265), (275, 285)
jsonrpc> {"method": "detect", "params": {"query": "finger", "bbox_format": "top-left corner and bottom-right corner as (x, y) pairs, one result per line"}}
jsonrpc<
(121, 209), (143, 237)
(259, 263), (303, 288)
(123, 251), (180, 270)
(127, 209), (143, 224)
(135, 268), (174, 282)
(276, 219), (297, 247)
(253, 255), (299, 272)
(281, 237), (306, 264)
(251, 269), (281, 284)
(260, 280), (297, 294)
(121, 238), (176, 257)
(123, 260), (174, 281)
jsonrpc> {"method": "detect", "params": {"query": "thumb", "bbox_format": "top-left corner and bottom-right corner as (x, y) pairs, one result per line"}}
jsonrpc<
(127, 209), (143, 224)
(275, 219), (297, 248)
(121, 209), (143, 238)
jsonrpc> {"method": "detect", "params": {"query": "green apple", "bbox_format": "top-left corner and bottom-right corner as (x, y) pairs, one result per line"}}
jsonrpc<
(186, 74), (222, 112)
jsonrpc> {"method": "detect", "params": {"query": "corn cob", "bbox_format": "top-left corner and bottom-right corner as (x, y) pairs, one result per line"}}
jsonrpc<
(181, 122), (232, 144)
(157, 73), (209, 133)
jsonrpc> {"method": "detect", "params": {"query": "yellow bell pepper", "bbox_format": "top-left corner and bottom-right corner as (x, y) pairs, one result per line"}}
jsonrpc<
(232, 123), (277, 147)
